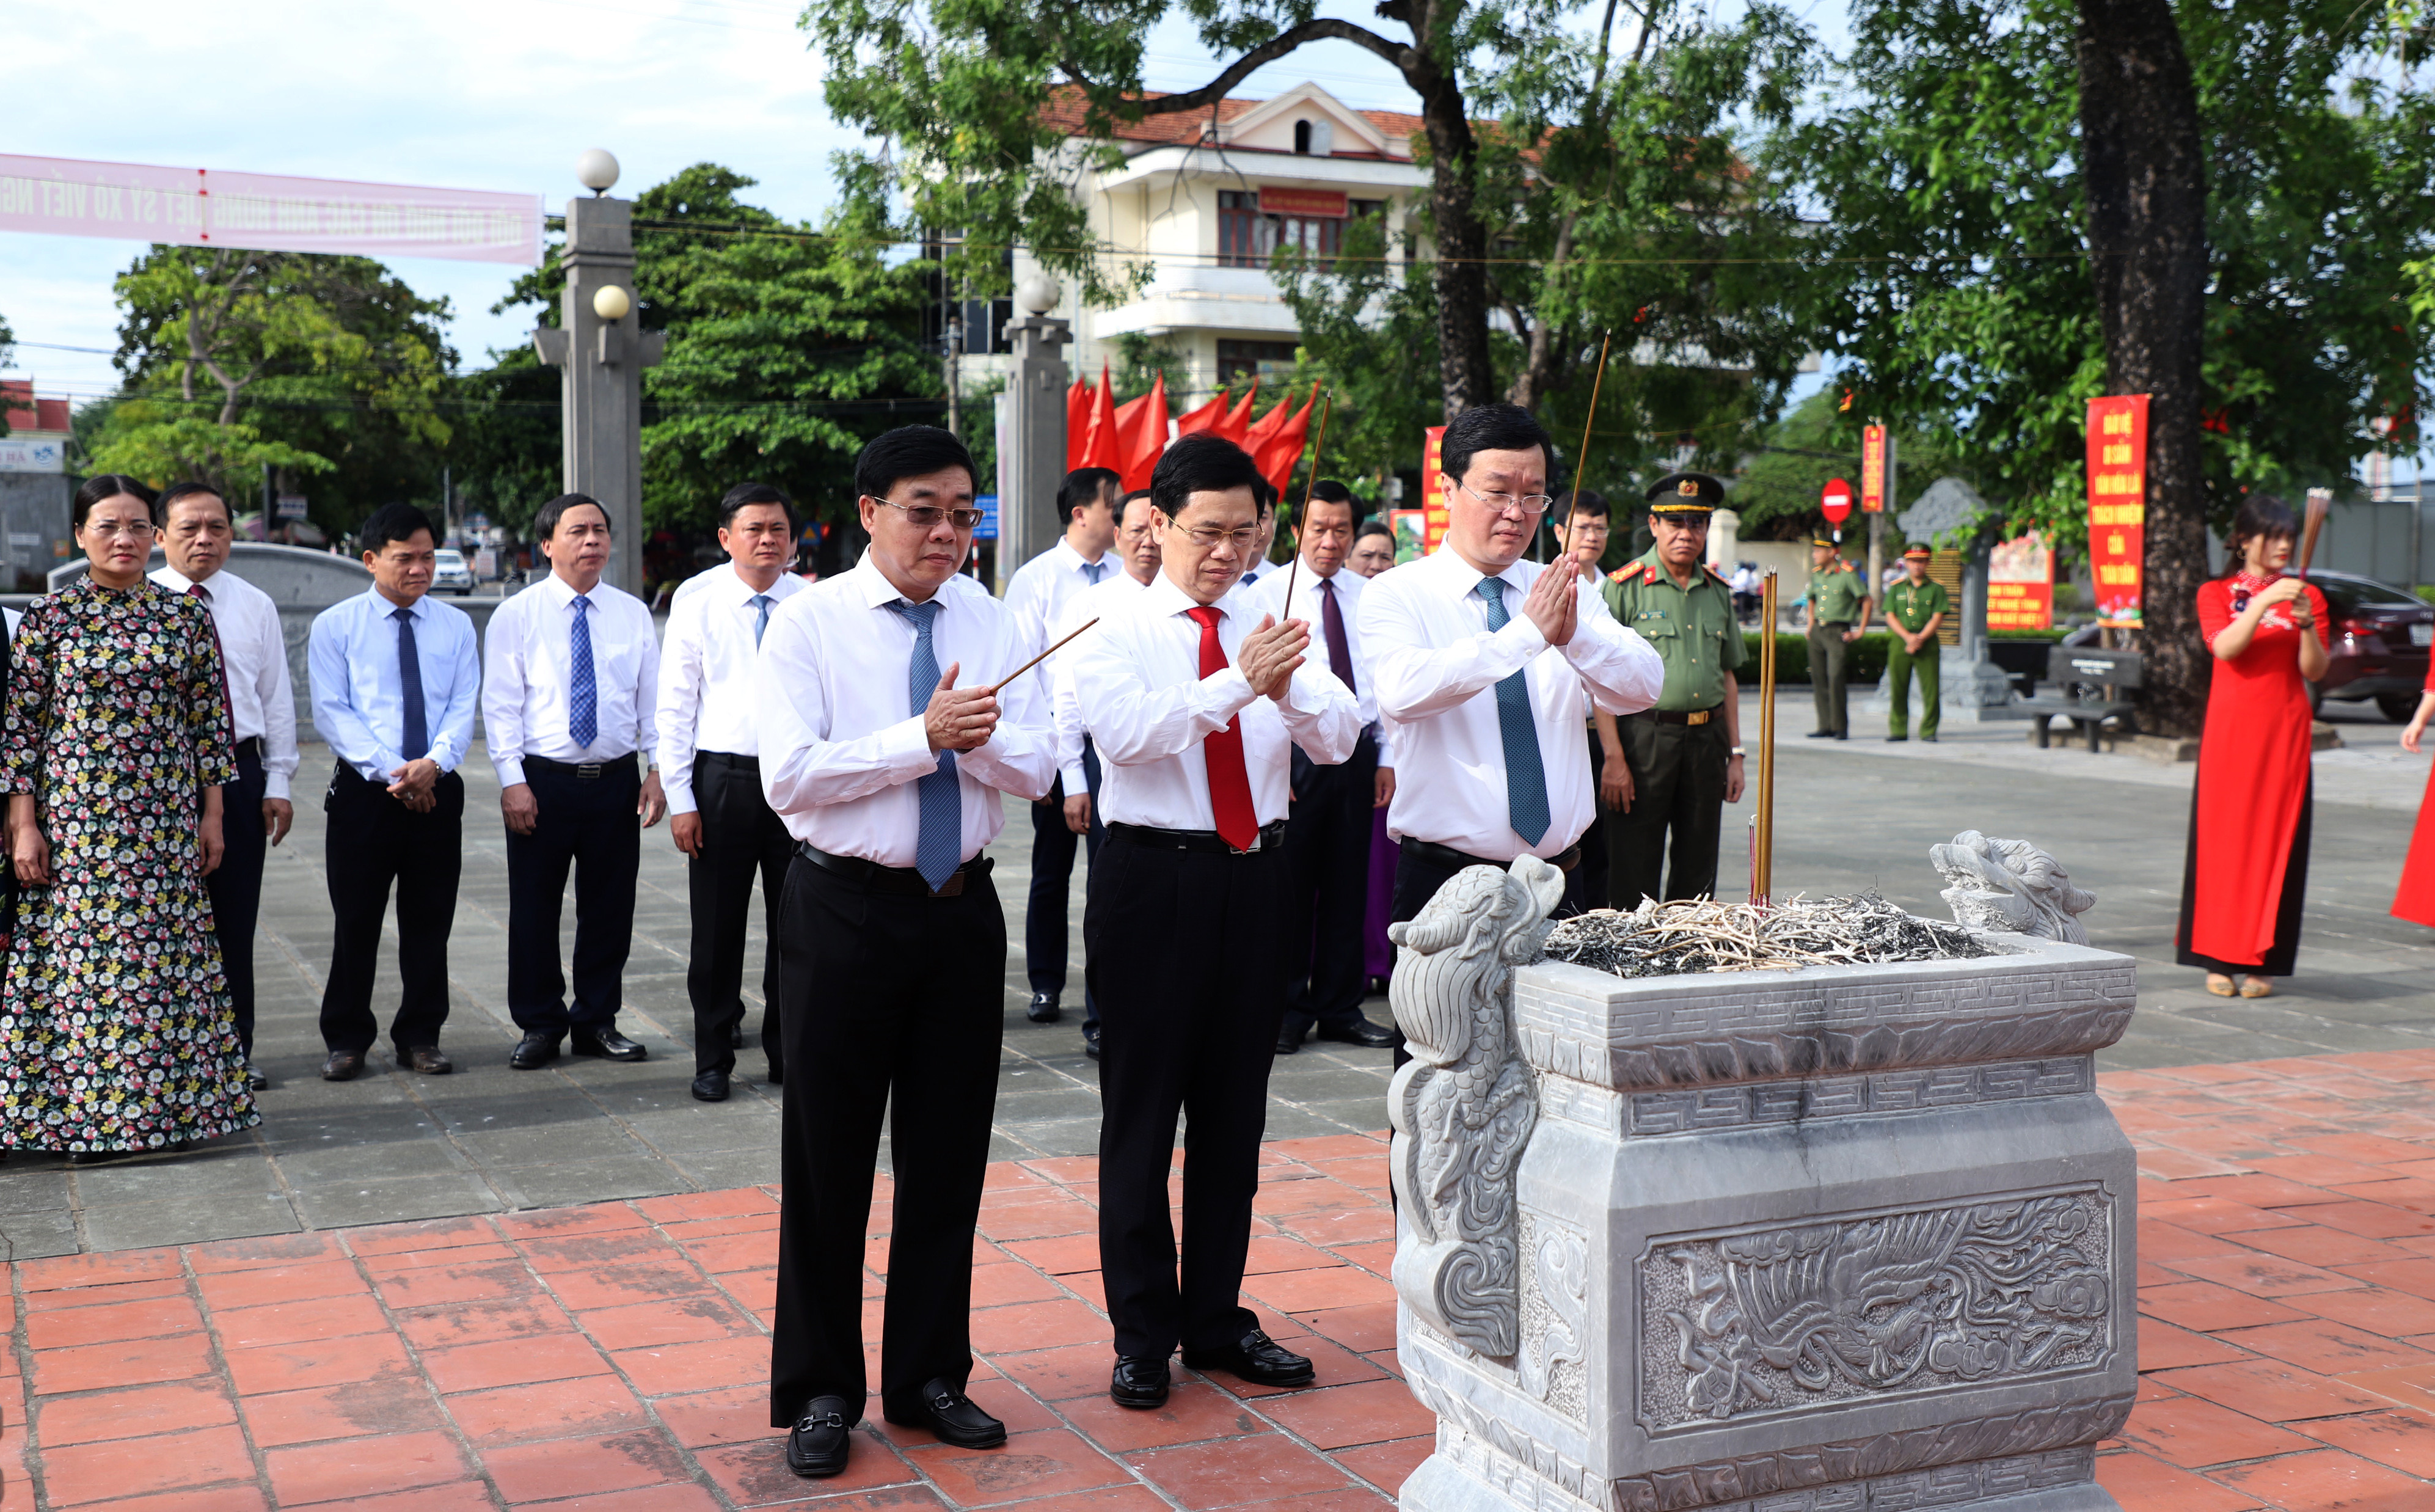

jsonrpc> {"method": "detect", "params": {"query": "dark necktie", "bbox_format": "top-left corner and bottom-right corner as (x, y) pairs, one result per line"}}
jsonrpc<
(188, 583), (234, 725)
(1477, 577), (1550, 846)
(1319, 576), (1356, 694)
(1187, 605), (1258, 851)
(568, 594), (597, 748)
(393, 606), (428, 761)
(887, 599), (963, 892)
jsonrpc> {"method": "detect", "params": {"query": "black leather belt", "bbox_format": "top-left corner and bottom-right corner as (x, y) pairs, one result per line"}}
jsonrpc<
(795, 842), (988, 898)
(1109, 820), (1287, 855)
(1403, 836), (1581, 874)
(1818, 621), (1853, 630)
(696, 750), (759, 769)
(1635, 706), (1724, 727)
(525, 754), (636, 781)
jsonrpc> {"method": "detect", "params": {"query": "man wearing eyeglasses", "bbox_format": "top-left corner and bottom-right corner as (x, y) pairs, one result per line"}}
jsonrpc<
(1068, 433), (1360, 1412)
(1002, 467), (1120, 1029)
(758, 426), (1054, 1479)
(1359, 403), (1665, 932)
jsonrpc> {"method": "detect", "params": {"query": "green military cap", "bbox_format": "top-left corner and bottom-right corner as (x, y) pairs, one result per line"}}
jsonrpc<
(1809, 535), (1838, 550)
(1902, 543), (1933, 561)
(1646, 471), (1726, 514)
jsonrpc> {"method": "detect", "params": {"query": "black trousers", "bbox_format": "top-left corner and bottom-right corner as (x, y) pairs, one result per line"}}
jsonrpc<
(504, 756), (641, 1035)
(1282, 733), (1378, 1037)
(1088, 836), (1284, 1359)
(685, 752), (791, 1078)
(206, 743), (269, 1057)
(769, 855), (1004, 1425)
(1566, 732), (1612, 913)
(318, 764), (463, 1056)
(1026, 741), (1106, 1024)
(1607, 715), (1731, 907)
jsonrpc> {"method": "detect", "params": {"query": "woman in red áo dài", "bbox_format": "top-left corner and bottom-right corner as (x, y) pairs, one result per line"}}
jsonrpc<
(2177, 495), (2328, 999)
(2391, 662), (2435, 926)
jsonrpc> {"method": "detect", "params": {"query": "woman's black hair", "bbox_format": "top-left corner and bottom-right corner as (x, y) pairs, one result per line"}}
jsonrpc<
(74, 475), (156, 531)
(2224, 493), (2299, 577)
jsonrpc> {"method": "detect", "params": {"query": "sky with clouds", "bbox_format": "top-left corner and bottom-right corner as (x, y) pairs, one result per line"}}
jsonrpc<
(2, 0), (1825, 409)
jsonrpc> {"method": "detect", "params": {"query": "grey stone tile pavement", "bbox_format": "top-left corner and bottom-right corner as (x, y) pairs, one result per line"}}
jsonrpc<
(5, 695), (2432, 1258)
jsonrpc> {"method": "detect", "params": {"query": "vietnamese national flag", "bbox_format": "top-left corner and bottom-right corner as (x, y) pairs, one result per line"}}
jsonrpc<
(1078, 364), (1122, 475)
(1255, 384), (1321, 500)
(1214, 379), (1260, 448)
(1241, 386), (1299, 465)
(1174, 384), (1230, 437)
(1066, 377), (1093, 473)
(1114, 371), (1169, 494)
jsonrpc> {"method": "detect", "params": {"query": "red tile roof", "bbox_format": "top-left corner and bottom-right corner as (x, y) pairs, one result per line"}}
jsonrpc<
(1040, 86), (1422, 161)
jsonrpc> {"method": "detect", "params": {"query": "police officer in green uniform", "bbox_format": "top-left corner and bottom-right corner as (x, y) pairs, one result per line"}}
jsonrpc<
(1600, 472), (1747, 905)
(1803, 534), (1873, 740)
(1882, 542), (1950, 742)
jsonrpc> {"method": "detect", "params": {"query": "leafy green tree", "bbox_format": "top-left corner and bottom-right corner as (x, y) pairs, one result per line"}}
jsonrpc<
(89, 249), (453, 520)
(1732, 388), (1972, 540)
(0, 306), (14, 436)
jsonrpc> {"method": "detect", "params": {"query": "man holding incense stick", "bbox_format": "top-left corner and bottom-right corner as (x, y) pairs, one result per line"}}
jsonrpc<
(1360, 403), (1664, 929)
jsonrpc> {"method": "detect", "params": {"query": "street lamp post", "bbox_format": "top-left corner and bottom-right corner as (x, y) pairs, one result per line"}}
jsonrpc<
(533, 150), (665, 599)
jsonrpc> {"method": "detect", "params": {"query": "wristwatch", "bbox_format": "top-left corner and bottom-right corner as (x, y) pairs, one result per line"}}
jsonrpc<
(1729, 747), (1748, 758)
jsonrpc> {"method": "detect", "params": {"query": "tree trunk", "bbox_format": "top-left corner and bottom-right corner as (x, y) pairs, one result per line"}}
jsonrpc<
(2077, 0), (2208, 737)
(1402, 0), (1496, 420)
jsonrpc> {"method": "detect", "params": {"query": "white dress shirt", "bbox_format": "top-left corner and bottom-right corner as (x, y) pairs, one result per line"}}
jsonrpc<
(655, 564), (809, 816)
(307, 587), (483, 783)
(483, 572), (659, 787)
(1067, 572), (1362, 833)
(1246, 560), (1393, 766)
(153, 564), (301, 800)
(1360, 545), (1664, 861)
(1002, 538), (1115, 658)
(757, 558), (1054, 866)
(1048, 570), (1156, 791)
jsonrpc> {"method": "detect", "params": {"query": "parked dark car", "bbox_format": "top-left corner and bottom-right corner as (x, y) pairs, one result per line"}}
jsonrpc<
(2309, 569), (2433, 720)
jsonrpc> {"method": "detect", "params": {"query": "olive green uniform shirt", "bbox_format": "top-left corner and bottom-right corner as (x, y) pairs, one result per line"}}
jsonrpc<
(1882, 577), (1951, 635)
(1602, 548), (1746, 711)
(1808, 561), (1871, 626)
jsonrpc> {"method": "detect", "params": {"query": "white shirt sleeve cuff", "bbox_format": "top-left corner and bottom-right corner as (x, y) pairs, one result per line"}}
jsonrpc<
(262, 772), (293, 802)
(495, 757), (528, 788)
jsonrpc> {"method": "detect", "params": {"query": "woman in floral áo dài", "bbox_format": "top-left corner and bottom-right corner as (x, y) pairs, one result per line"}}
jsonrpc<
(0, 475), (254, 1158)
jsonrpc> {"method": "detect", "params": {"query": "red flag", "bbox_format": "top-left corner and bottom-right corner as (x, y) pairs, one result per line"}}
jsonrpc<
(1114, 371), (1169, 494)
(1078, 363), (1122, 474)
(1241, 385), (1300, 462)
(1174, 384), (1230, 437)
(1066, 377), (1093, 473)
(1214, 379), (1260, 448)
(1254, 384), (1320, 499)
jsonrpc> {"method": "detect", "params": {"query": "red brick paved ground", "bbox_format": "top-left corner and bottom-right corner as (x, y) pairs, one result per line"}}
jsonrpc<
(16, 1051), (2435, 1510)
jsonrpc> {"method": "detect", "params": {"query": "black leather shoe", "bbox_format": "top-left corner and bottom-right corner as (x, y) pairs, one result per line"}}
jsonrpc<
(406, 1046), (452, 1075)
(320, 1051), (364, 1082)
(1111, 1355), (1171, 1409)
(1183, 1328), (1314, 1387)
(571, 1028), (648, 1062)
(786, 1396), (855, 1477)
(692, 1069), (730, 1103)
(1885, 734), (1908, 743)
(729, 1020), (747, 1048)
(1274, 1028), (1301, 1055)
(1806, 729), (1836, 739)
(1028, 992), (1062, 1024)
(887, 1378), (1006, 1448)
(509, 1031), (561, 1070)
(1082, 1023), (1101, 1061)
(766, 1063), (783, 1086)
(244, 1062), (271, 1091)
(1921, 734), (1938, 743)
(1315, 1016), (1400, 1049)
(1831, 732), (1849, 740)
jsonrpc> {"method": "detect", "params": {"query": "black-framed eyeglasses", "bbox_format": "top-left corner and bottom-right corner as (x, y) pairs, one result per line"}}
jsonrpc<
(868, 497), (984, 532)
(1456, 480), (1555, 516)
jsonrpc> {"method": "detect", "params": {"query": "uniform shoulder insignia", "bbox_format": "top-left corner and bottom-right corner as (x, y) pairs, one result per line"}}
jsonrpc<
(1607, 566), (1630, 584)
(1704, 563), (1729, 582)
(1641, 565), (1660, 586)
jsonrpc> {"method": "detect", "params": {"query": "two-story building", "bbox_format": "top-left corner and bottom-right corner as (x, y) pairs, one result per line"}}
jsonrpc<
(0, 379), (75, 591)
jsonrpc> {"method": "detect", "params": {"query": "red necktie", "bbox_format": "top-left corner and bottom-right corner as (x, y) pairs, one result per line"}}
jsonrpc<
(1187, 605), (1258, 851)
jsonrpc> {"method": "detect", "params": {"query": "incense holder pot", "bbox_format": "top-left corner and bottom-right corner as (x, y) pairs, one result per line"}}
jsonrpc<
(1386, 860), (2136, 1512)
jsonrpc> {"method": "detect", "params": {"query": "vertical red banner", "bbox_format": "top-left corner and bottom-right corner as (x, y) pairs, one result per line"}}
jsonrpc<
(2086, 395), (2149, 627)
(1422, 426), (1449, 555)
(1860, 424), (1888, 513)
(1987, 531), (2055, 630)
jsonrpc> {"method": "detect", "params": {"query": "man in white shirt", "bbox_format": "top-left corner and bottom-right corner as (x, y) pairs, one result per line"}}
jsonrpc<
(1360, 403), (1665, 934)
(483, 492), (666, 1070)
(151, 482), (299, 1090)
(1248, 480), (1398, 1056)
(1068, 433), (1360, 1413)
(306, 503), (483, 1081)
(758, 426), (1053, 1478)
(658, 482), (807, 1103)
(1000, 466), (1119, 1025)
(1043, 488), (1160, 1057)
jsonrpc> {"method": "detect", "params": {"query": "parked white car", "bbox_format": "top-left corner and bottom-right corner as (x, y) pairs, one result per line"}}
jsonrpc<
(432, 549), (476, 595)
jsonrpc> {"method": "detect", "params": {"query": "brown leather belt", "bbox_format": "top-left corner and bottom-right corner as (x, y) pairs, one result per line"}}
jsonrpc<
(1635, 706), (1723, 727)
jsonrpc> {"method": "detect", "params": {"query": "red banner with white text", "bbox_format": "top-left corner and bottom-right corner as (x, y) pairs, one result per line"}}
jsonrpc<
(2086, 395), (2148, 627)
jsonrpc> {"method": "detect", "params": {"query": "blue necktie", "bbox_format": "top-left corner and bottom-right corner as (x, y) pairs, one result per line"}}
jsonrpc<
(888, 599), (963, 892)
(751, 594), (774, 647)
(1477, 578), (1550, 846)
(568, 594), (597, 749)
(1083, 560), (1106, 585)
(393, 607), (428, 761)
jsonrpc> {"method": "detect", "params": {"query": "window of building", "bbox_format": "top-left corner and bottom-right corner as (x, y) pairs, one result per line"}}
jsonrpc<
(1216, 339), (1302, 382)
(1216, 192), (1387, 269)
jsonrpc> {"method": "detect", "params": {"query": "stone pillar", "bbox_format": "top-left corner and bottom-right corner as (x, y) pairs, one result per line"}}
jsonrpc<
(534, 193), (666, 599)
(1944, 535), (2016, 719)
(1388, 851), (2136, 1512)
(996, 307), (1072, 596)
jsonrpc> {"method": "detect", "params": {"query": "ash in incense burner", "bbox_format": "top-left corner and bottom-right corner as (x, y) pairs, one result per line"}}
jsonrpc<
(1541, 893), (1996, 979)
